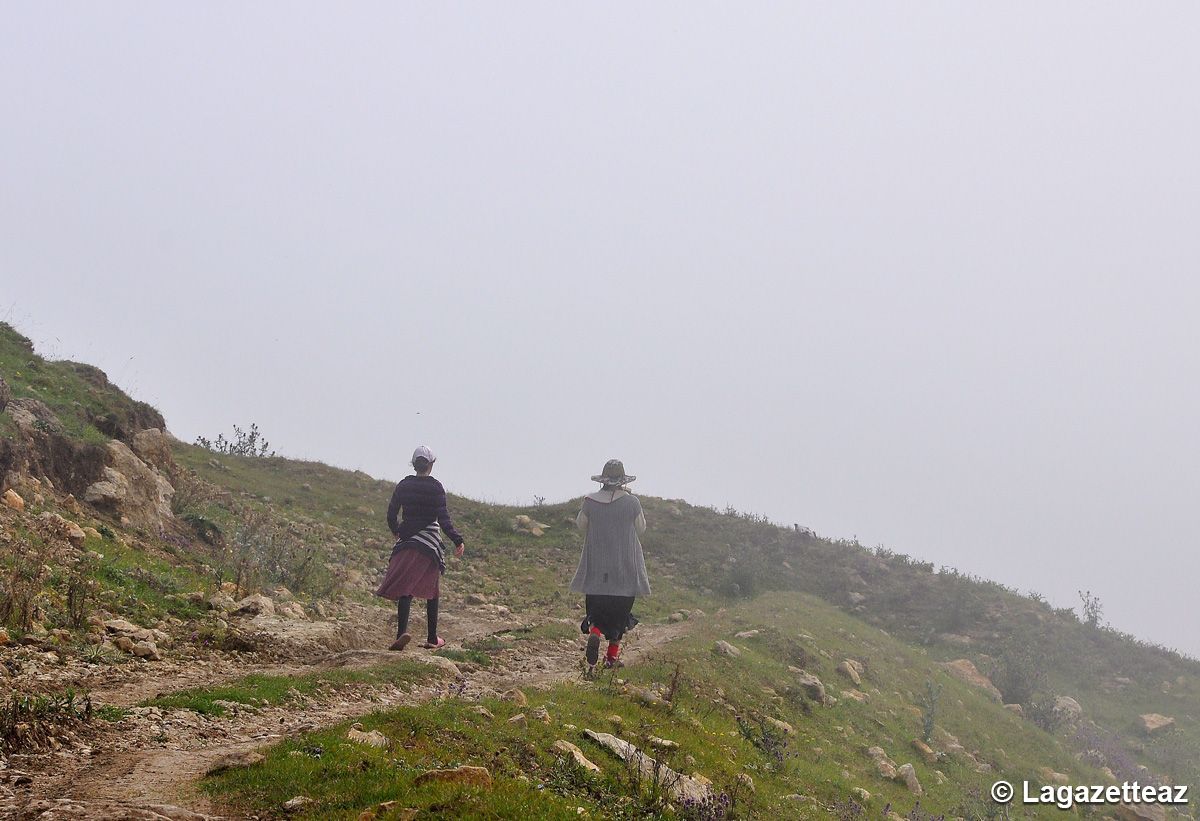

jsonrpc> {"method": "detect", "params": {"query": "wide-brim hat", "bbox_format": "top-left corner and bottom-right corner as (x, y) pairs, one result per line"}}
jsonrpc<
(592, 459), (635, 486)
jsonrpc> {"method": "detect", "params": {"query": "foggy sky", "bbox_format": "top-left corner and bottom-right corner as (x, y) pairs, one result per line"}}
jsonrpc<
(3, 4), (1198, 657)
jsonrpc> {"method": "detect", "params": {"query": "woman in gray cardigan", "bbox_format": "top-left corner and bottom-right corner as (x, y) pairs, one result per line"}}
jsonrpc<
(571, 459), (650, 669)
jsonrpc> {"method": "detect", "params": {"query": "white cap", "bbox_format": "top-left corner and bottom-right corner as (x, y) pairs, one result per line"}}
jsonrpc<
(412, 445), (436, 465)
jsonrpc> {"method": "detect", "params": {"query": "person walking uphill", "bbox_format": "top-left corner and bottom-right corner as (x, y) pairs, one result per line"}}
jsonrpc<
(571, 459), (650, 670)
(376, 446), (466, 651)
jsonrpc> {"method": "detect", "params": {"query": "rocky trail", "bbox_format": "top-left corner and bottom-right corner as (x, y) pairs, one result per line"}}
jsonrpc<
(4, 604), (692, 821)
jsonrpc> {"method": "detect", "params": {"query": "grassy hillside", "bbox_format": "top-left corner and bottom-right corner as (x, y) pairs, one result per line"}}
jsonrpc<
(169, 441), (1200, 804)
(2, 321), (1197, 816)
(0, 322), (163, 447)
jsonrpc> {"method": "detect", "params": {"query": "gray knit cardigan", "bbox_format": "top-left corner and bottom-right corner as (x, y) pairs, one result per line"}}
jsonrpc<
(569, 491), (651, 597)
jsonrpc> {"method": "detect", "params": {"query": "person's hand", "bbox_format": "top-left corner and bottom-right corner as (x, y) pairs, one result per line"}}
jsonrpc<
(455, 542), (466, 558)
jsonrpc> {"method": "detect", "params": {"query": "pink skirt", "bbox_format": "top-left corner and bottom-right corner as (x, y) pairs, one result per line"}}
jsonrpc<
(375, 547), (441, 601)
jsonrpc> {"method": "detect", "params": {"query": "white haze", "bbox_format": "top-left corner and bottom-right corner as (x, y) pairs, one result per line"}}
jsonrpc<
(2, 4), (1197, 656)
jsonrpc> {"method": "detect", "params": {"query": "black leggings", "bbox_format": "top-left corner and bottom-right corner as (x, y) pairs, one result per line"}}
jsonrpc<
(396, 596), (438, 643)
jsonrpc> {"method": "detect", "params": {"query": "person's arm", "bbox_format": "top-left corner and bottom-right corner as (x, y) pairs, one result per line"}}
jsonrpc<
(633, 497), (646, 535)
(576, 500), (589, 532)
(386, 481), (405, 536)
(435, 485), (465, 547)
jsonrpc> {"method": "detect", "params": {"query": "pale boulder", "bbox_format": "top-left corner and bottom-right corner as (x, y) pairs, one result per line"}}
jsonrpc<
(866, 747), (898, 779)
(584, 730), (711, 804)
(1115, 803), (1167, 821)
(1052, 696), (1084, 726)
(232, 593), (275, 617)
(553, 740), (602, 774)
(132, 640), (162, 661)
(347, 726), (389, 748)
(788, 667), (828, 704)
(896, 763), (923, 795)
(713, 640), (741, 658)
(837, 659), (864, 686)
(512, 514), (550, 537)
(206, 751), (265, 775)
(277, 601), (308, 620)
(1139, 713), (1175, 735)
(938, 659), (1003, 702)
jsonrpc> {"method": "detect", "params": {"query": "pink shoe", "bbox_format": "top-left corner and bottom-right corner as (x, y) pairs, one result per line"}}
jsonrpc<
(422, 637), (446, 649)
(389, 634), (412, 652)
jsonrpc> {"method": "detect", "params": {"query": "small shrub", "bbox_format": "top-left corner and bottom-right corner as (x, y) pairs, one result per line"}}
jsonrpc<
(736, 714), (790, 770)
(1, 691), (92, 754)
(1026, 696), (1064, 733)
(919, 680), (943, 743)
(680, 791), (732, 820)
(1078, 589), (1104, 629)
(0, 528), (56, 632)
(990, 634), (1048, 706)
(195, 423), (274, 458)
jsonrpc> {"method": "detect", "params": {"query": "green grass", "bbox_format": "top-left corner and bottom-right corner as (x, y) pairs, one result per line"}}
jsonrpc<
(87, 532), (210, 624)
(205, 592), (1116, 819)
(433, 648), (493, 668)
(142, 659), (441, 717)
(463, 636), (506, 653)
(95, 705), (129, 722)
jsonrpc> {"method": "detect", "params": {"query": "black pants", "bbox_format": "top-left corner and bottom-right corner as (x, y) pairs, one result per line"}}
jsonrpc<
(581, 594), (637, 642)
(397, 596), (438, 643)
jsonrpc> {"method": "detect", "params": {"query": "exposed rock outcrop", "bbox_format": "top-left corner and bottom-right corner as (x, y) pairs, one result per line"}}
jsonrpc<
(84, 440), (174, 532)
(7, 397), (64, 436)
(584, 730), (712, 803)
(132, 428), (177, 473)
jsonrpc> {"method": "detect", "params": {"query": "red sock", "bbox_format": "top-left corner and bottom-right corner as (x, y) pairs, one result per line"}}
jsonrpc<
(606, 642), (620, 660)
(590, 626), (603, 638)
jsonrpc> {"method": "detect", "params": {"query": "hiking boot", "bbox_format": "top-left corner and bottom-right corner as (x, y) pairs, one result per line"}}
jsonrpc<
(585, 632), (601, 667)
(389, 633), (412, 652)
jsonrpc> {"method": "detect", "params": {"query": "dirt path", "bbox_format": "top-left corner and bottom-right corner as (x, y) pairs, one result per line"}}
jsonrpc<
(7, 609), (692, 820)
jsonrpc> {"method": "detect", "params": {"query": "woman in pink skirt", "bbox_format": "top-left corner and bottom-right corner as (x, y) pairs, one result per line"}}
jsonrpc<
(376, 446), (466, 651)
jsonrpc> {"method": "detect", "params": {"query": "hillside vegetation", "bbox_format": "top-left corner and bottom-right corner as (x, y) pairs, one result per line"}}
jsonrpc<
(1, 321), (1196, 819)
